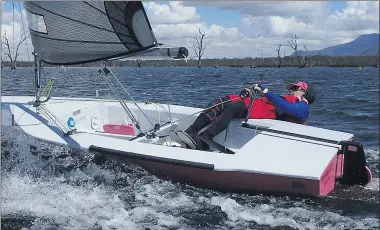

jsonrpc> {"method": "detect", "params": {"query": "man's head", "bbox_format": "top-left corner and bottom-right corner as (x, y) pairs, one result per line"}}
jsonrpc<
(286, 81), (316, 104)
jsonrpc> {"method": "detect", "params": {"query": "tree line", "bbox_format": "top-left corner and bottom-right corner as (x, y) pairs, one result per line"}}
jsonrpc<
(2, 30), (379, 69)
(2, 55), (379, 68)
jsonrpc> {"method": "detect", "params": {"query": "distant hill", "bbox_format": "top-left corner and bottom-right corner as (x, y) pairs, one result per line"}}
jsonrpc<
(292, 33), (379, 56)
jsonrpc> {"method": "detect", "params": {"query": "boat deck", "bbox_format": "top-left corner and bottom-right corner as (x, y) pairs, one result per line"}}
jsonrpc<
(2, 96), (353, 182)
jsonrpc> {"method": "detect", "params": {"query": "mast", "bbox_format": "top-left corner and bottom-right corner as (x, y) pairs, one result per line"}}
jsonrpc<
(33, 51), (42, 103)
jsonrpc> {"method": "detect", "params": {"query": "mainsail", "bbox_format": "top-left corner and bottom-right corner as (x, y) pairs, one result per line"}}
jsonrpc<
(24, 1), (187, 64)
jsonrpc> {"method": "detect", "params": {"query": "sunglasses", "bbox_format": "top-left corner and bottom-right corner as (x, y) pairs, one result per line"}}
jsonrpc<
(290, 86), (306, 92)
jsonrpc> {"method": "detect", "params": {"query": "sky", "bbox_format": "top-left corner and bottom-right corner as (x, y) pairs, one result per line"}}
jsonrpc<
(1, 1), (379, 61)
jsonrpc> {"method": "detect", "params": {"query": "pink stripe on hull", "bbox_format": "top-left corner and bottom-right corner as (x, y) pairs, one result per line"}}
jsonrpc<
(128, 159), (322, 197)
(336, 154), (344, 178)
(319, 155), (338, 196)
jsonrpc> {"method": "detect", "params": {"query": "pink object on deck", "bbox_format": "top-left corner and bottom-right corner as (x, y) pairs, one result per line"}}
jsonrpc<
(103, 124), (136, 136)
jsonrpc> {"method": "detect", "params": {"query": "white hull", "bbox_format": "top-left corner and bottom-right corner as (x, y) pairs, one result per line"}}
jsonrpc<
(2, 96), (369, 196)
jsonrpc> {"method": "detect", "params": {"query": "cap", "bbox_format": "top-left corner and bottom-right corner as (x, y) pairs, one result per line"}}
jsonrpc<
(286, 81), (316, 105)
(286, 81), (308, 91)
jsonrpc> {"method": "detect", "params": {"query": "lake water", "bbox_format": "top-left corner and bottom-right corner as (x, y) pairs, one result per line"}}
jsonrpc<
(1, 66), (379, 230)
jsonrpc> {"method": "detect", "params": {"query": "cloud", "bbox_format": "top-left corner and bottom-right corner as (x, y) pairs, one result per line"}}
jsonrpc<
(329, 1), (379, 32)
(152, 23), (204, 39)
(2, 10), (22, 25)
(1, 1), (379, 61)
(144, 2), (201, 25)
(151, 22), (244, 58)
(185, 1), (330, 23)
(229, 1), (379, 53)
(144, 1), (245, 58)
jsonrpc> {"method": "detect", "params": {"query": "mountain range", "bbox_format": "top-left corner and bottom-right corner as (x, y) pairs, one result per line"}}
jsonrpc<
(291, 33), (379, 56)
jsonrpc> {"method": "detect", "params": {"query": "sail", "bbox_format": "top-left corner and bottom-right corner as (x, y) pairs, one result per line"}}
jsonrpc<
(24, 1), (160, 65)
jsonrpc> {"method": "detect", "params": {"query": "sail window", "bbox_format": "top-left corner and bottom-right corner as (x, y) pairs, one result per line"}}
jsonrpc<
(26, 11), (47, 34)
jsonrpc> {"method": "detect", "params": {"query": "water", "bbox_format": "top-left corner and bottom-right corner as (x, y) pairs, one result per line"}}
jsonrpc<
(1, 66), (379, 230)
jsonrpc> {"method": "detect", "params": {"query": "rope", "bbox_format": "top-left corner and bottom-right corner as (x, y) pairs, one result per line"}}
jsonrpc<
(39, 105), (70, 134)
(18, 2), (31, 62)
(93, 62), (262, 137)
(39, 105), (67, 130)
(244, 90), (258, 123)
(106, 67), (157, 128)
(40, 79), (54, 100)
(128, 94), (252, 128)
(139, 101), (173, 121)
(98, 67), (144, 131)
(97, 64), (160, 131)
(15, 102), (34, 124)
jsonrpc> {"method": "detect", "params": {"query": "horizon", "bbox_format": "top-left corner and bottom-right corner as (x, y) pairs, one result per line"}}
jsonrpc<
(1, 1), (379, 61)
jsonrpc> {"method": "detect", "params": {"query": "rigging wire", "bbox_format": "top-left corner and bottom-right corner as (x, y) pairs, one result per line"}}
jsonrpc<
(93, 55), (252, 134)
(12, 2), (15, 61)
(94, 60), (179, 134)
(18, 2), (31, 62)
(98, 65), (144, 130)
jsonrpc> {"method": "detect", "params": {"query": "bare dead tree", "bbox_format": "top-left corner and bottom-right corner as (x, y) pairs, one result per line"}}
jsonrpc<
(335, 56), (341, 66)
(302, 43), (317, 67)
(260, 52), (265, 66)
(192, 27), (206, 68)
(270, 57), (277, 65)
(301, 44), (308, 68)
(290, 56), (297, 66)
(288, 34), (305, 68)
(276, 44), (282, 68)
(2, 30), (29, 69)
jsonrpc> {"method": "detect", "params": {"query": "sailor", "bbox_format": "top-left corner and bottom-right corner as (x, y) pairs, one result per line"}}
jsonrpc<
(176, 81), (316, 150)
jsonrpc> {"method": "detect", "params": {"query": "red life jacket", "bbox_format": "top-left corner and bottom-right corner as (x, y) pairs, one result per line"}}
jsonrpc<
(278, 95), (307, 124)
(281, 95), (302, 104)
(227, 94), (307, 124)
(228, 94), (276, 119)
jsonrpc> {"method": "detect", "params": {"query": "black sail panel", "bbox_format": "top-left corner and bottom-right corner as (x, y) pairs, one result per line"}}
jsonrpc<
(24, 1), (157, 65)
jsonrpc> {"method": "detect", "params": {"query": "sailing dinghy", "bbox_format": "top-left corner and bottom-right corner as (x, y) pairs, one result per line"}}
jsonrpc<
(1, 1), (372, 197)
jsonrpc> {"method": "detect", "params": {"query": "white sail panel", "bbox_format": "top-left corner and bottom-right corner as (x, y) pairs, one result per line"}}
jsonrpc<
(26, 11), (47, 33)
